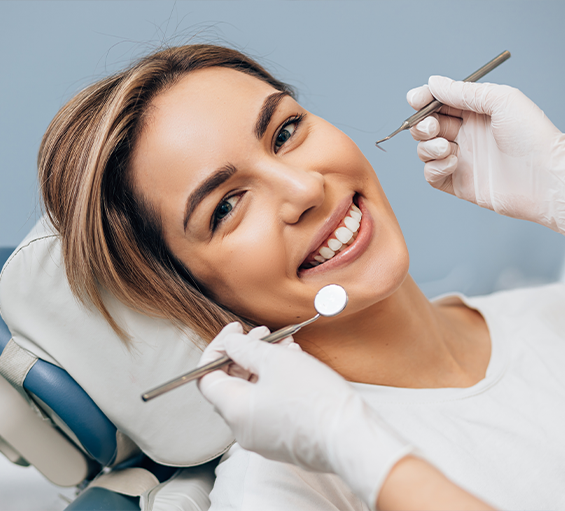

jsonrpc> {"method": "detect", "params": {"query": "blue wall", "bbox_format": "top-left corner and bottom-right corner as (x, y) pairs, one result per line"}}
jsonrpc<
(1, 0), (564, 297)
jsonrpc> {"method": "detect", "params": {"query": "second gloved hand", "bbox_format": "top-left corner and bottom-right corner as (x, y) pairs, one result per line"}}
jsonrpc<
(407, 76), (565, 234)
(197, 323), (413, 510)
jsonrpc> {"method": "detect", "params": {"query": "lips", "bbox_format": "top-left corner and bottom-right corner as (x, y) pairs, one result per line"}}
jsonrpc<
(298, 195), (373, 277)
(300, 202), (362, 269)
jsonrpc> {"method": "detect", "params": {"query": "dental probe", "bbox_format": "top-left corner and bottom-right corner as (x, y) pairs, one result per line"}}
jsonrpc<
(375, 50), (511, 150)
(141, 284), (348, 401)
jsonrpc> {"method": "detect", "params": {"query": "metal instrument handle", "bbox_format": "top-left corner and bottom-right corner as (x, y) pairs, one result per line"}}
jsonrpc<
(141, 314), (320, 401)
(404, 50), (511, 130)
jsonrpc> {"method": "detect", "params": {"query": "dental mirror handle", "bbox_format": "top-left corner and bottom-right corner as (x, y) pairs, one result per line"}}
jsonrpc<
(141, 314), (320, 402)
(375, 50), (511, 147)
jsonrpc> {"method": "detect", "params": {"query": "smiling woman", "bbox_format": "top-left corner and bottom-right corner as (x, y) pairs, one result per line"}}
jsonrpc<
(39, 43), (409, 340)
(129, 64), (408, 333)
(37, 43), (565, 511)
(39, 45), (296, 341)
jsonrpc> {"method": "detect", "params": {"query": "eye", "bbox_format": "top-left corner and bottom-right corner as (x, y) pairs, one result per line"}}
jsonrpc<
(275, 123), (296, 151)
(274, 114), (305, 153)
(212, 194), (242, 230)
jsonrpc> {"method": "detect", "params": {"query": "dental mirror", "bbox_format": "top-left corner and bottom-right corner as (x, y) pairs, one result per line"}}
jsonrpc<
(141, 284), (348, 402)
(314, 284), (348, 317)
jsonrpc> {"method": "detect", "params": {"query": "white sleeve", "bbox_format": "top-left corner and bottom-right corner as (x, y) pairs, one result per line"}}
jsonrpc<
(209, 444), (368, 511)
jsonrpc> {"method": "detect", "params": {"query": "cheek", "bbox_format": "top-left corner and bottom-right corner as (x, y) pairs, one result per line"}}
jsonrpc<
(307, 120), (366, 169)
(188, 220), (289, 317)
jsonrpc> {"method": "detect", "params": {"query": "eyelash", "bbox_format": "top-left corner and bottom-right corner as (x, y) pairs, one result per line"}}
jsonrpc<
(274, 113), (305, 153)
(210, 114), (306, 232)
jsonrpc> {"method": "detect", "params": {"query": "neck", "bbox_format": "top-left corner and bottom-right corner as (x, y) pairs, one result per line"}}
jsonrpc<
(294, 275), (490, 388)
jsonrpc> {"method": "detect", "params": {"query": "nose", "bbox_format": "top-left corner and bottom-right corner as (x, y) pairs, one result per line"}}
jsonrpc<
(268, 163), (325, 224)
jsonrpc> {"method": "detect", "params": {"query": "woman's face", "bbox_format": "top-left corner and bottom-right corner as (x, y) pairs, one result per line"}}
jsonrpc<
(131, 67), (409, 329)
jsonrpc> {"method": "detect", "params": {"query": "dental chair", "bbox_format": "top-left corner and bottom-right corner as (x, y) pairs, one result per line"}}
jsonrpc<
(0, 219), (234, 510)
(0, 294), (150, 509)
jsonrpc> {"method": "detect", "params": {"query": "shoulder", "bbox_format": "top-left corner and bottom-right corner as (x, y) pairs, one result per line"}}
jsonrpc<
(466, 283), (565, 321)
(209, 444), (365, 511)
(462, 283), (565, 344)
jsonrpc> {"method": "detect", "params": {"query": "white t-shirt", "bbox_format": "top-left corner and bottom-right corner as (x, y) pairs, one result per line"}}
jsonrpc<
(208, 284), (565, 511)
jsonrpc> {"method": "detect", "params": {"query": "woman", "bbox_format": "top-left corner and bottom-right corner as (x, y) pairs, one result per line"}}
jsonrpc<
(39, 44), (565, 510)
(197, 75), (565, 511)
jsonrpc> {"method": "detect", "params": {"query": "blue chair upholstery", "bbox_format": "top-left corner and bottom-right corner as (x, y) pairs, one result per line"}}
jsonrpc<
(1, 246), (184, 509)
(0, 247), (119, 466)
(0, 247), (16, 345)
(0, 302), (9, 348)
(65, 487), (139, 511)
(1, 246), (142, 509)
(23, 354), (119, 466)
(0, 248), (14, 269)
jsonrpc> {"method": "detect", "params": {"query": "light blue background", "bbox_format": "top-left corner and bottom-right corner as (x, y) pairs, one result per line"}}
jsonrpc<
(1, 0), (564, 297)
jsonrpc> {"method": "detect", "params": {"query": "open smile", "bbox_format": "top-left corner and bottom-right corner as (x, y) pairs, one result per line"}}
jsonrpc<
(298, 194), (373, 276)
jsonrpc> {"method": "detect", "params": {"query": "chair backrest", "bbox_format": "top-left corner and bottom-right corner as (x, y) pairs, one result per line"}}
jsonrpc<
(0, 217), (233, 468)
(0, 247), (97, 486)
(0, 242), (121, 465)
(0, 311), (121, 465)
(0, 233), (221, 508)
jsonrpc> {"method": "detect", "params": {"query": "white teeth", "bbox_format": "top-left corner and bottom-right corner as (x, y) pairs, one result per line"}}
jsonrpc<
(344, 216), (360, 232)
(306, 203), (363, 269)
(335, 226), (353, 244)
(327, 238), (343, 251)
(349, 210), (361, 222)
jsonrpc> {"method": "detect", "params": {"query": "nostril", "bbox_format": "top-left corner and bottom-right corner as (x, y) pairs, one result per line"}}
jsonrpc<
(278, 168), (325, 224)
(298, 205), (316, 223)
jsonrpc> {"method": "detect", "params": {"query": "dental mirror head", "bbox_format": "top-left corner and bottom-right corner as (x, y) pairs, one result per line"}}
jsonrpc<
(314, 284), (348, 317)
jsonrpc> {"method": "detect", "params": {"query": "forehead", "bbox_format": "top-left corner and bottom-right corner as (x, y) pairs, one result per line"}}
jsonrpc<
(132, 67), (278, 199)
(149, 66), (276, 142)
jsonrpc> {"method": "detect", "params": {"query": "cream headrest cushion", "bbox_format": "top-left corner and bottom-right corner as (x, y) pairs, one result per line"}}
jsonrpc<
(0, 216), (233, 466)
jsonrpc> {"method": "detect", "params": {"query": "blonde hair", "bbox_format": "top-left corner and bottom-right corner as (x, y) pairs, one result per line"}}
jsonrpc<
(38, 44), (295, 342)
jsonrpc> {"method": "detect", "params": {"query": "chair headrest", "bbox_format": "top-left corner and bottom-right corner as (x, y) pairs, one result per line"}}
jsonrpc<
(0, 217), (233, 466)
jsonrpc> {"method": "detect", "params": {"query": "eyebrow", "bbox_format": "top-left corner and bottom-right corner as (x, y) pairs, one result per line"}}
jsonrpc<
(183, 163), (237, 231)
(254, 91), (291, 140)
(183, 91), (290, 231)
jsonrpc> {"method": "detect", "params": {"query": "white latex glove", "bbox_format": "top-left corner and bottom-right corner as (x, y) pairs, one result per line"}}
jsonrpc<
(197, 323), (414, 510)
(407, 76), (565, 234)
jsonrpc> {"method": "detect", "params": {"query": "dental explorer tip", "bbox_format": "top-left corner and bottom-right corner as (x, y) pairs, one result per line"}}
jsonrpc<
(375, 142), (387, 152)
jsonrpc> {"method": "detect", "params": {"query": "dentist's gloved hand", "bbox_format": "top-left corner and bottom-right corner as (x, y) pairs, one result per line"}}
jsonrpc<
(407, 76), (565, 234)
(197, 323), (414, 510)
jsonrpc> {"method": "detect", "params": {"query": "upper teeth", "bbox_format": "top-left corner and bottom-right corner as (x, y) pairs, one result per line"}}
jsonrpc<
(311, 204), (362, 266)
